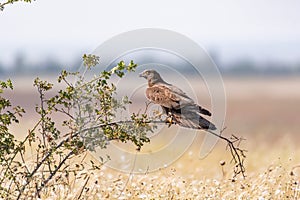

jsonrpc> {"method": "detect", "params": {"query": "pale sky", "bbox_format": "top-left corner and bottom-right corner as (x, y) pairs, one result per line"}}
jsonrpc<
(1, 0), (300, 66)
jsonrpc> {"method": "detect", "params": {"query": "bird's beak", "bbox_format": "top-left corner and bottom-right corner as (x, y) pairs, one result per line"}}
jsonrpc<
(139, 72), (144, 78)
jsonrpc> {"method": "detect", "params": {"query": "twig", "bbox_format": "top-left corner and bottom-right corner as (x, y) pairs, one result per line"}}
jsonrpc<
(117, 151), (138, 199)
(143, 101), (153, 114)
(55, 107), (75, 120)
(206, 129), (246, 179)
(36, 150), (74, 197)
(76, 174), (90, 199)
(0, 1), (11, 11)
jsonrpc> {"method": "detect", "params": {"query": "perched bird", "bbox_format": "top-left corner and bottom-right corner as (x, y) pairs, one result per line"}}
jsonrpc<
(139, 69), (216, 130)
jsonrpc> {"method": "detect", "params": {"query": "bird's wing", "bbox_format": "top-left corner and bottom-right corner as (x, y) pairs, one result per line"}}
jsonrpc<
(167, 85), (192, 101)
(146, 84), (216, 130)
(146, 84), (194, 109)
(171, 106), (216, 130)
(168, 85), (212, 116)
(146, 83), (194, 109)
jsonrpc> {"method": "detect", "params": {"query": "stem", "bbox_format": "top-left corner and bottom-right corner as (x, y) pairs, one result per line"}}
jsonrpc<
(0, 1), (11, 10)
(38, 88), (46, 149)
(38, 87), (54, 180)
(36, 150), (74, 196)
(55, 107), (75, 120)
(76, 174), (90, 199)
(206, 129), (246, 179)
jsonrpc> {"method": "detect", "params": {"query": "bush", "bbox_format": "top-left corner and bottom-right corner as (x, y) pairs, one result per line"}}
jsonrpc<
(0, 55), (156, 199)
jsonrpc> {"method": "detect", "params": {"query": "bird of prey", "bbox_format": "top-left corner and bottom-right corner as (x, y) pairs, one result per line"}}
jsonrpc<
(139, 69), (216, 130)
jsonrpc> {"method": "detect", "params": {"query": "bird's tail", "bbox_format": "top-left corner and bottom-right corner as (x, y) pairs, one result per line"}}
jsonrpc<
(198, 116), (216, 130)
(172, 110), (216, 130)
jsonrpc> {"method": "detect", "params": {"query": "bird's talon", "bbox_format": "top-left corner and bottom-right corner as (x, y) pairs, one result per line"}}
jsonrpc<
(165, 113), (174, 127)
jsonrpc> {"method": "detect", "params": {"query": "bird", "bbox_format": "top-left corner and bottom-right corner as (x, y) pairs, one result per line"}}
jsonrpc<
(139, 69), (216, 130)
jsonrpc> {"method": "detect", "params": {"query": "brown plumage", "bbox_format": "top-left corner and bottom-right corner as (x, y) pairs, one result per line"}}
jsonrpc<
(139, 69), (216, 130)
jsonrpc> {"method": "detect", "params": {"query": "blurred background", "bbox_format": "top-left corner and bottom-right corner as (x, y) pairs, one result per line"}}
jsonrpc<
(1, 0), (300, 77)
(1, 0), (300, 176)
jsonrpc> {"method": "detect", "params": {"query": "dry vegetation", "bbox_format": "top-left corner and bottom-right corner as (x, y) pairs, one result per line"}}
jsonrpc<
(5, 76), (300, 199)
(29, 147), (299, 200)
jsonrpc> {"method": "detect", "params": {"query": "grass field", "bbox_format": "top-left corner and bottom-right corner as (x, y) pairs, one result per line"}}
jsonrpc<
(4, 75), (300, 199)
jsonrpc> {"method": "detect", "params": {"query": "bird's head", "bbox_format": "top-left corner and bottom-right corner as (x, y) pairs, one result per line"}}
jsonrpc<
(139, 69), (165, 86)
(139, 69), (161, 80)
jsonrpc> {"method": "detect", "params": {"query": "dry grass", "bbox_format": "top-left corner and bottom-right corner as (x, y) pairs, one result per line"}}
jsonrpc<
(5, 76), (300, 199)
(36, 147), (300, 200)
